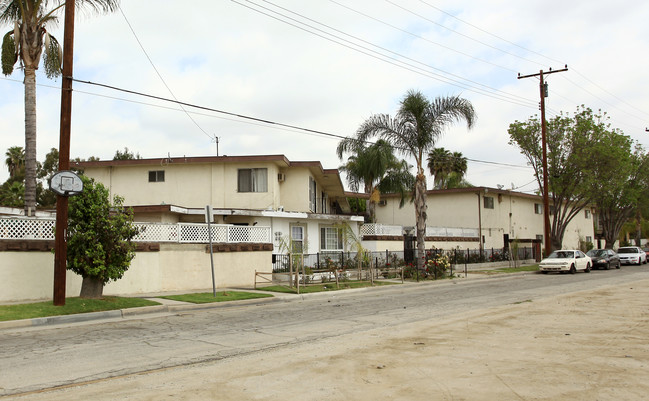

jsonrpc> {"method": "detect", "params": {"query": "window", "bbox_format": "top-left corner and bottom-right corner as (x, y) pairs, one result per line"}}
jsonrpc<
(238, 168), (268, 192)
(586, 236), (592, 243)
(148, 170), (165, 182)
(309, 177), (317, 212)
(483, 196), (494, 209)
(321, 192), (328, 214)
(585, 209), (591, 219)
(534, 203), (543, 214)
(320, 226), (343, 251)
(290, 225), (305, 254)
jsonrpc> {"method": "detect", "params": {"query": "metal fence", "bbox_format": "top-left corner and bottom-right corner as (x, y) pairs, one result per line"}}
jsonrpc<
(272, 246), (537, 273)
(0, 217), (271, 244)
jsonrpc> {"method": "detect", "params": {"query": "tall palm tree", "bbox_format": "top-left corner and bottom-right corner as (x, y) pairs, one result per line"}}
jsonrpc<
(1, 0), (120, 215)
(352, 90), (476, 270)
(337, 139), (414, 222)
(4, 145), (25, 181)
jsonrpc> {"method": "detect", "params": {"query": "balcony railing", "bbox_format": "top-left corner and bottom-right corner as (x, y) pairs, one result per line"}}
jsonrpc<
(360, 224), (479, 238)
(0, 218), (271, 244)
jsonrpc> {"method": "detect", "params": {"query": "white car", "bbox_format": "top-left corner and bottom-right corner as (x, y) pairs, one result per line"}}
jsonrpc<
(539, 250), (592, 274)
(617, 246), (647, 265)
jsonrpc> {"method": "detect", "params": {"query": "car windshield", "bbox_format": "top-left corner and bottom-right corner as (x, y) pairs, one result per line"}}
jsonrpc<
(587, 250), (607, 257)
(618, 247), (638, 254)
(548, 251), (574, 259)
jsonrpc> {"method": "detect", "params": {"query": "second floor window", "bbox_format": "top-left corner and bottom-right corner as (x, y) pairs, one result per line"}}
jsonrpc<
(238, 168), (268, 192)
(149, 170), (165, 182)
(309, 177), (317, 212)
(534, 203), (542, 214)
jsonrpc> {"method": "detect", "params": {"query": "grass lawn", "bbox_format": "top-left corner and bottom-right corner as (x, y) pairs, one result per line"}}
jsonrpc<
(261, 280), (397, 294)
(474, 265), (540, 274)
(0, 297), (160, 322)
(159, 291), (274, 304)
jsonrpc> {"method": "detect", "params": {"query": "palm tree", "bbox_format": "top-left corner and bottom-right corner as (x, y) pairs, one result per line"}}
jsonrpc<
(4, 145), (25, 181)
(352, 90), (476, 270)
(1, 0), (120, 215)
(337, 139), (414, 223)
(428, 148), (470, 189)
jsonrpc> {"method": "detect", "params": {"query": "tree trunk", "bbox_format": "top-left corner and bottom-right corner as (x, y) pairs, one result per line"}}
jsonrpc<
(80, 276), (105, 299)
(635, 209), (642, 246)
(23, 68), (38, 216)
(414, 174), (427, 271)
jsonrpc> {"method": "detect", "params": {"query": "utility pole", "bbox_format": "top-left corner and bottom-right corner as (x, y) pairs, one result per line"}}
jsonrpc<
(518, 65), (568, 257)
(53, 0), (76, 306)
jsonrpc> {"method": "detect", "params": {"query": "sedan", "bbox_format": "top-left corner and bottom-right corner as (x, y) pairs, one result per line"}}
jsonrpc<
(586, 249), (620, 270)
(617, 246), (647, 265)
(539, 250), (592, 274)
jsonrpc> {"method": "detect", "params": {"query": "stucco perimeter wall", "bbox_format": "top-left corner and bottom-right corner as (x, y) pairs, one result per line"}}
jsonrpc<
(0, 244), (271, 303)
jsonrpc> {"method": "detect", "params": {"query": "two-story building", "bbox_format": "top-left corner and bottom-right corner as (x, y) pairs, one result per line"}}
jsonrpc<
(77, 154), (365, 255)
(365, 187), (596, 253)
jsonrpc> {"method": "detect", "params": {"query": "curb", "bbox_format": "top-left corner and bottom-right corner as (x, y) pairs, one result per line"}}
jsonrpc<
(0, 271), (535, 331)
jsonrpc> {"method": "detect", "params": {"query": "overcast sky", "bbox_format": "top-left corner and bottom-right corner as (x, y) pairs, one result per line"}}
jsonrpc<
(1, 0), (648, 194)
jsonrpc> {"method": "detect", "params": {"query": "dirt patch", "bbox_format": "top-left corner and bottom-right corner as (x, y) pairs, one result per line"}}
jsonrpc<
(16, 280), (649, 400)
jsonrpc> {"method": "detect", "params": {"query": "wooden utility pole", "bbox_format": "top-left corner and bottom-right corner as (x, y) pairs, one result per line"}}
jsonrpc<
(518, 66), (568, 257)
(53, 0), (76, 306)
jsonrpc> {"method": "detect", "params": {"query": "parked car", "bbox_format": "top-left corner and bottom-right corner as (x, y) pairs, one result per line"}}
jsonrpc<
(586, 249), (621, 270)
(539, 250), (591, 274)
(617, 246), (647, 265)
(643, 247), (649, 259)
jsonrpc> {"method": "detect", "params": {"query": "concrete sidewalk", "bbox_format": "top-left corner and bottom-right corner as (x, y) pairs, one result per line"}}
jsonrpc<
(0, 269), (535, 331)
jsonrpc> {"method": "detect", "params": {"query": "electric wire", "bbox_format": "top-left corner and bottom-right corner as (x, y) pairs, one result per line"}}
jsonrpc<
(233, 0), (538, 109)
(329, 0), (519, 74)
(118, 5), (215, 142)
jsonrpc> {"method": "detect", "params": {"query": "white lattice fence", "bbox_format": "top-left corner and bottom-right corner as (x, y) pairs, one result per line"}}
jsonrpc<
(0, 218), (55, 240)
(0, 218), (271, 244)
(133, 223), (179, 242)
(360, 224), (403, 236)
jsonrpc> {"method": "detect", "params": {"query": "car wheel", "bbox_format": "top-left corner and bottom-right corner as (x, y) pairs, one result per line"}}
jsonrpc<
(616, 262), (621, 269)
(570, 264), (576, 274)
(585, 263), (591, 273)
(605, 262), (610, 270)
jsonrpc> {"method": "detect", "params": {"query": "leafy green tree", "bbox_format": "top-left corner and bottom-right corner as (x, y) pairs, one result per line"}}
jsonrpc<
(508, 106), (613, 250)
(113, 147), (141, 160)
(589, 129), (649, 248)
(1, 0), (120, 215)
(349, 90), (475, 270)
(36, 147), (58, 207)
(67, 175), (138, 299)
(336, 139), (414, 222)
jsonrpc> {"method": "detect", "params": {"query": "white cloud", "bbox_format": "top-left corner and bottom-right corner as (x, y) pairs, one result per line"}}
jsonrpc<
(1, 0), (648, 195)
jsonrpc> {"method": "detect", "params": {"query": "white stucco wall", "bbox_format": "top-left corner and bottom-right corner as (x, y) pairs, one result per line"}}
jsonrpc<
(0, 246), (271, 303)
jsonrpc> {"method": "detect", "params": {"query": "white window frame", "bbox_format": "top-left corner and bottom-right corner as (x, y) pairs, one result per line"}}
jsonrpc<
(320, 226), (343, 251)
(290, 224), (305, 254)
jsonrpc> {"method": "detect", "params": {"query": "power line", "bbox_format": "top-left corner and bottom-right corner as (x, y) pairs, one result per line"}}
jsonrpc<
(233, 0), (538, 109)
(118, 5), (215, 142)
(60, 76), (533, 171)
(417, 0), (564, 66)
(329, 0), (519, 74)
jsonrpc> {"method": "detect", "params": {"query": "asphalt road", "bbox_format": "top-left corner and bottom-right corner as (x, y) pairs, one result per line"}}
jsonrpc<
(2, 266), (648, 397)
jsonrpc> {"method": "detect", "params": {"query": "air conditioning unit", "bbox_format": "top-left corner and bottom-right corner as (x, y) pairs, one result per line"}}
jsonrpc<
(277, 173), (286, 182)
(378, 200), (387, 206)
